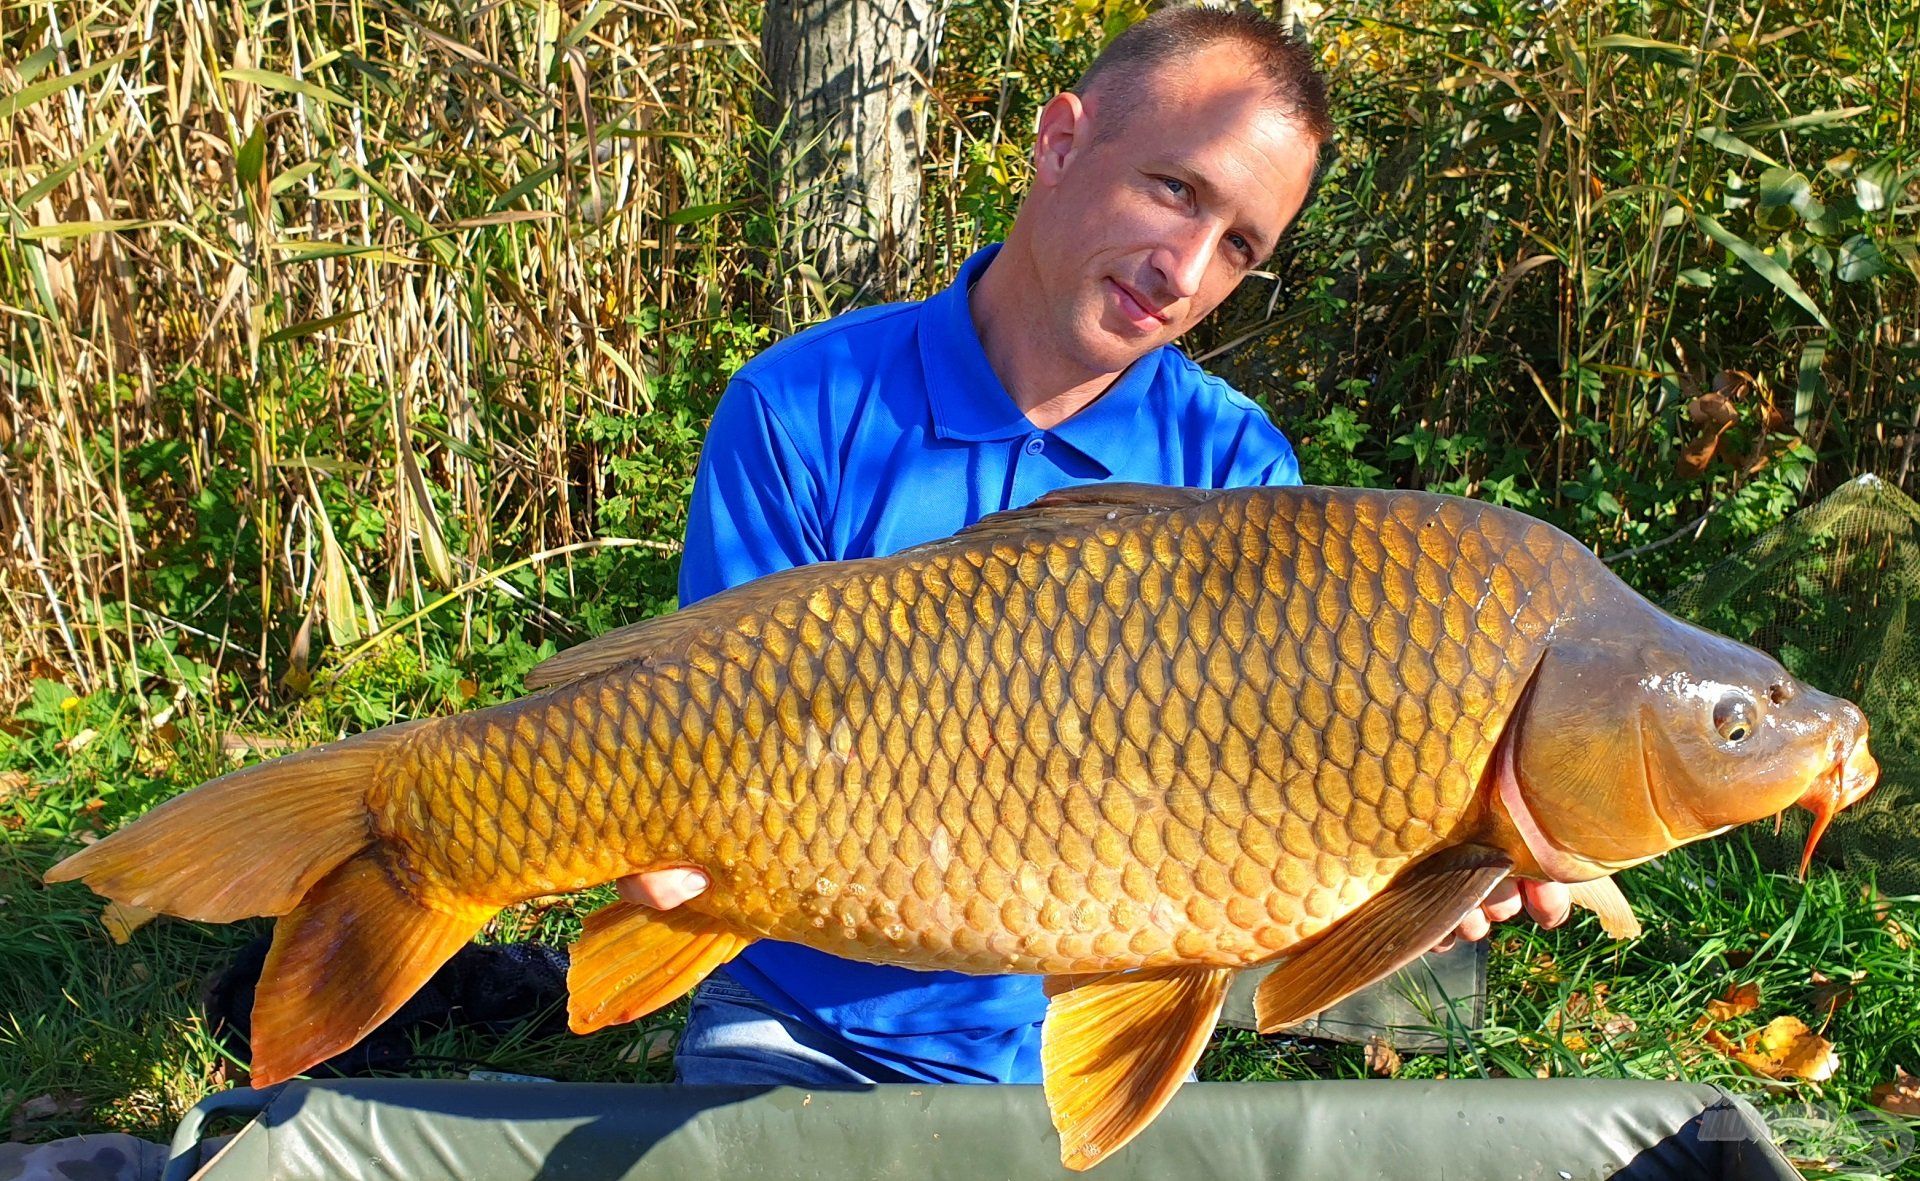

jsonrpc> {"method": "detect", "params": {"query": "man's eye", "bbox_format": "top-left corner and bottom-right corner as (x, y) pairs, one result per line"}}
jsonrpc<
(1161, 177), (1187, 198)
(1228, 233), (1251, 257)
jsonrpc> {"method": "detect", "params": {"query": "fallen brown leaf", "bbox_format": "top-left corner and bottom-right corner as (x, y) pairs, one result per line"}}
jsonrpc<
(9, 1091), (87, 1139)
(1707, 1015), (1839, 1082)
(1363, 1035), (1401, 1077)
(102, 901), (159, 944)
(1869, 1067), (1920, 1117)
(1707, 981), (1762, 1022)
(1807, 970), (1859, 1025)
(0, 770), (27, 799)
(1677, 392), (1739, 477)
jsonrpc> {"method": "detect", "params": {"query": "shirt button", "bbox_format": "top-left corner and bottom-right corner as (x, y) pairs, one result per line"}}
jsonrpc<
(1024, 436), (1045, 456)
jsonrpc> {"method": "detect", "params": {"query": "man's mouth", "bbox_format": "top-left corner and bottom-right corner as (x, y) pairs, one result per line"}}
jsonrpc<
(1107, 279), (1169, 331)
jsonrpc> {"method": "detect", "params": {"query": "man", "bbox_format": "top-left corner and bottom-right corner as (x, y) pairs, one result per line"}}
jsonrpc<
(618, 4), (1569, 1085)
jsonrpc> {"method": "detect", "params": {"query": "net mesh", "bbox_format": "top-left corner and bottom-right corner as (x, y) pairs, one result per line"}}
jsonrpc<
(1664, 474), (1920, 894)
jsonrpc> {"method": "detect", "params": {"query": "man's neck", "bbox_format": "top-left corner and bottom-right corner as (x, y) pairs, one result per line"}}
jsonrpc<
(967, 247), (1126, 431)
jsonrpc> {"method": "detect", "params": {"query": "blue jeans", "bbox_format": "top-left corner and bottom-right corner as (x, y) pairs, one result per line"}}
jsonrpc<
(674, 970), (916, 1086)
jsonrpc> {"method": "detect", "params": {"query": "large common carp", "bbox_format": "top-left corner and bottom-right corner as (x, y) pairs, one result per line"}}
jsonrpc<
(47, 484), (1877, 1169)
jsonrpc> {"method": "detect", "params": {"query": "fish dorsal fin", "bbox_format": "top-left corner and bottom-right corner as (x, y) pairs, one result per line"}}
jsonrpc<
(524, 562), (837, 690)
(1255, 843), (1512, 1034)
(947, 483), (1223, 545)
(1567, 876), (1643, 939)
(529, 484), (1222, 691)
(1041, 964), (1233, 1171)
(567, 900), (753, 1034)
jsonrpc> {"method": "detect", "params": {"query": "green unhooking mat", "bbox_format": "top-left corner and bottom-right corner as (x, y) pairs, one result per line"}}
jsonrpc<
(1664, 474), (1920, 894)
(168, 1079), (1798, 1180)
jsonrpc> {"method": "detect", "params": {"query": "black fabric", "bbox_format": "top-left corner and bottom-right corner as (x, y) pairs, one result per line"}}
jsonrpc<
(201, 938), (570, 1077)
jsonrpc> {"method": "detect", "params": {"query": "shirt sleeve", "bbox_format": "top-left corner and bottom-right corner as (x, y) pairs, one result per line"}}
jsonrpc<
(1214, 393), (1303, 490)
(678, 377), (831, 607)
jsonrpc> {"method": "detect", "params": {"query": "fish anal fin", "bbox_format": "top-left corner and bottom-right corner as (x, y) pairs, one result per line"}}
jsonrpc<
(1042, 965), (1233, 1172)
(568, 902), (752, 1034)
(1255, 843), (1512, 1034)
(250, 853), (490, 1086)
(1567, 876), (1643, 939)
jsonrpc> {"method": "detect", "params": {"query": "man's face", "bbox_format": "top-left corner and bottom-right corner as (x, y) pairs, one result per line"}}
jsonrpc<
(1024, 47), (1321, 376)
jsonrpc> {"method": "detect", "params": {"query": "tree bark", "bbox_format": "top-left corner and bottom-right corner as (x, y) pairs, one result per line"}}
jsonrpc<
(761, 0), (944, 312)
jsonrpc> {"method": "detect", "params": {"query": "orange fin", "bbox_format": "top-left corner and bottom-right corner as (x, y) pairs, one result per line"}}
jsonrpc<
(1256, 843), (1511, 1034)
(43, 722), (425, 922)
(568, 902), (753, 1034)
(250, 852), (490, 1086)
(1567, 877), (1642, 939)
(1041, 965), (1233, 1172)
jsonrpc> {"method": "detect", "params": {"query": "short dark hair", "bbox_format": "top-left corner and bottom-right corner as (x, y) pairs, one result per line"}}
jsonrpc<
(1073, 4), (1333, 144)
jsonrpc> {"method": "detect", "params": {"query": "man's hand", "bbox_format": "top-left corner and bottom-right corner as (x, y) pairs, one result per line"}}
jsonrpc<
(1432, 879), (1569, 954)
(617, 867), (709, 910)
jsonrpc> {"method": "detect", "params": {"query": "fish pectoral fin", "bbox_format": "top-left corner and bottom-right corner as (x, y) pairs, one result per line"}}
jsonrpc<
(1566, 877), (1642, 939)
(1255, 843), (1513, 1035)
(567, 901), (753, 1034)
(1041, 965), (1233, 1172)
(251, 852), (492, 1086)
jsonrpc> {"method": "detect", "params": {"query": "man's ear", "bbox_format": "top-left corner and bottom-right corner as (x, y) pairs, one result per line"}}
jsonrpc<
(1032, 91), (1090, 187)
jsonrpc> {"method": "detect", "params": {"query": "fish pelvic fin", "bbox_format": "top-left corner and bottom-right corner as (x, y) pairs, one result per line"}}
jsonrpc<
(1255, 843), (1512, 1034)
(567, 902), (753, 1034)
(1041, 965), (1233, 1172)
(42, 721), (428, 922)
(1566, 876), (1643, 939)
(250, 851), (491, 1086)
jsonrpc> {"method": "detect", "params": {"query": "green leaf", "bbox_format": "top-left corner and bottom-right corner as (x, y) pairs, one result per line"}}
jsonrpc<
(1757, 167), (1813, 211)
(235, 124), (267, 187)
(1694, 211), (1831, 329)
(16, 218), (161, 240)
(13, 129), (114, 210)
(222, 66), (350, 107)
(665, 200), (749, 225)
(1854, 159), (1896, 213)
(263, 307), (364, 344)
(1732, 106), (1870, 134)
(0, 52), (131, 121)
(1695, 127), (1780, 167)
(1835, 234), (1892, 283)
(1794, 338), (1825, 436)
(1593, 34), (1695, 67)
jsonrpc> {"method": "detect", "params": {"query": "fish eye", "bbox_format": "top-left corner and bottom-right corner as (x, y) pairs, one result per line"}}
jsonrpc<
(1713, 694), (1757, 743)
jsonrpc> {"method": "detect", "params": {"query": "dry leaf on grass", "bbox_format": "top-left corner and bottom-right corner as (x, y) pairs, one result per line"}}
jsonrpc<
(1869, 1067), (1920, 1117)
(1707, 981), (1762, 1022)
(0, 770), (27, 799)
(1706, 1015), (1839, 1082)
(101, 901), (158, 944)
(1807, 970), (1860, 1025)
(1363, 1035), (1401, 1077)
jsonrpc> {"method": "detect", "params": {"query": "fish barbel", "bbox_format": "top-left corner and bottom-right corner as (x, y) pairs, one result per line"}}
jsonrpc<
(45, 484), (1877, 1168)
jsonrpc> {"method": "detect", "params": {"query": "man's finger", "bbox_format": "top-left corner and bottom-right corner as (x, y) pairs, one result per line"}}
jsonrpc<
(1521, 880), (1572, 929)
(1480, 880), (1524, 924)
(616, 868), (710, 910)
(1452, 908), (1492, 944)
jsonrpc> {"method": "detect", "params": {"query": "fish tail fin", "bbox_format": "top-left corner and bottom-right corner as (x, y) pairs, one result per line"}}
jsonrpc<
(43, 721), (429, 922)
(249, 852), (492, 1085)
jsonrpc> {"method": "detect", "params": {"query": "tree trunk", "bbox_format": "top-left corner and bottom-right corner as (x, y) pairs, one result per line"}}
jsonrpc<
(761, 0), (944, 314)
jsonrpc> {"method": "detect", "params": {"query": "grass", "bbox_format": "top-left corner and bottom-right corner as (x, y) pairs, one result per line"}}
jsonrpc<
(4, 693), (1918, 1177)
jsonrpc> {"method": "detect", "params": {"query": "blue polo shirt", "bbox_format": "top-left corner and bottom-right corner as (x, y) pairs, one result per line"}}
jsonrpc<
(678, 243), (1300, 1084)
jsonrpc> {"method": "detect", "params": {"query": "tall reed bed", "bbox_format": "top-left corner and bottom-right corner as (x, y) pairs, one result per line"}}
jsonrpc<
(2, 0), (1915, 720)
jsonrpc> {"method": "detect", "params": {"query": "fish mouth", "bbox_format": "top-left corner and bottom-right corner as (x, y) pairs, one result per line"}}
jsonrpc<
(1793, 728), (1879, 878)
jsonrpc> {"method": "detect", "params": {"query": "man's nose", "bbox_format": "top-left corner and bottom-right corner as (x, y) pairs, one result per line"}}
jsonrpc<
(1154, 222), (1215, 301)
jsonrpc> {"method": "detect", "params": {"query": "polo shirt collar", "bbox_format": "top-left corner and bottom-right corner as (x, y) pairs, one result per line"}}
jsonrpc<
(920, 244), (1159, 476)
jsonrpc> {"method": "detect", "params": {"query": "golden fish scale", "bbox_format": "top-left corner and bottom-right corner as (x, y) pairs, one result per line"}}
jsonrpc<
(371, 489), (1594, 975)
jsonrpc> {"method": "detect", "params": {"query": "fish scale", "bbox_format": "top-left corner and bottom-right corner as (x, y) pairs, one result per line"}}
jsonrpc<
(370, 488), (1586, 973)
